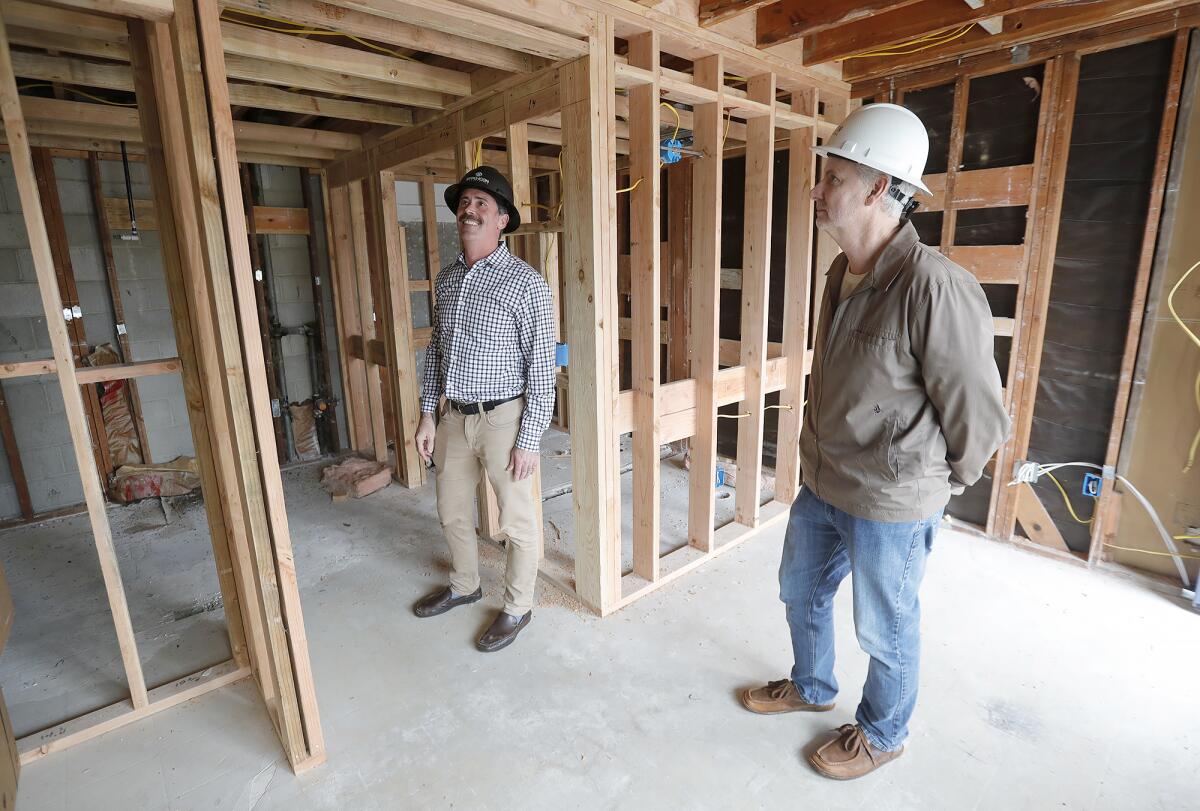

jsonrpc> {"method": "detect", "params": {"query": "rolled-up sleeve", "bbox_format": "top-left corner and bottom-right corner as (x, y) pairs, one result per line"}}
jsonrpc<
(911, 277), (1010, 490)
(515, 274), (556, 452)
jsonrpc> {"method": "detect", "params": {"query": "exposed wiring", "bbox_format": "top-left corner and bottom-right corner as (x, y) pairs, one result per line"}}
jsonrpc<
(17, 83), (136, 107)
(1045, 471), (1094, 525)
(1174, 534), (1200, 540)
(720, 111), (731, 151)
(1104, 543), (1200, 561)
(221, 8), (417, 63)
(660, 101), (681, 141)
(1166, 258), (1200, 473)
(1010, 461), (1191, 587)
(843, 23), (976, 60)
(473, 138), (483, 170)
(717, 412), (751, 419)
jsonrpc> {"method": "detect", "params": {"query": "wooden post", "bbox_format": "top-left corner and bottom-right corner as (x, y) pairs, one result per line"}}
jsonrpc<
(667, 160), (692, 386)
(0, 11), (148, 709)
(326, 183), (370, 451)
(628, 30), (661, 582)
(734, 73), (777, 529)
(86, 151), (153, 464)
(774, 120), (817, 504)
(0, 382), (33, 520)
(1088, 31), (1191, 565)
(299, 168), (339, 455)
(995, 54), (1081, 542)
(31, 148), (113, 482)
(939, 76), (969, 250)
(688, 53), (724, 554)
(560, 22), (620, 613)
(127, 19), (253, 678)
(349, 178), (389, 464)
(373, 169), (425, 487)
(239, 163), (289, 463)
(419, 178), (441, 310)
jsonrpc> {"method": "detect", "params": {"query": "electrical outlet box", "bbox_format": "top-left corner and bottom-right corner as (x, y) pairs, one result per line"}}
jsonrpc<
(1082, 472), (1102, 498)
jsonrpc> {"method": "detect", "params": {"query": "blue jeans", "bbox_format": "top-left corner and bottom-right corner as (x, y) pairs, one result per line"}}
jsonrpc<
(779, 487), (941, 752)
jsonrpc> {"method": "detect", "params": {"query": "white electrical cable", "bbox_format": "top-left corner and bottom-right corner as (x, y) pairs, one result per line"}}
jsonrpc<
(1008, 461), (1191, 587)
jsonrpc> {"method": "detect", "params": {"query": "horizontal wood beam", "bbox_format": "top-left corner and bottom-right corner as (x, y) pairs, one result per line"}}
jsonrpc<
(803, 0), (1051, 65)
(221, 0), (547, 74)
(921, 164), (1034, 212)
(75, 357), (182, 384)
(220, 20), (471, 97)
(942, 245), (1025, 284)
(224, 53), (445, 110)
(10, 51), (415, 126)
(842, 0), (1197, 82)
(36, 0), (172, 21)
(104, 197), (310, 234)
(758, 0), (928, 47)
(1, 0), (128, 42)
(334, 0), (589, 61)
(851, 4), (1200, 96)
(699, 0), (777, 28)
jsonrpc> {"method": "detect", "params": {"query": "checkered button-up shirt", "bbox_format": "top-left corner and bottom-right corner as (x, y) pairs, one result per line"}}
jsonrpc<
(420, 243), (555, 452)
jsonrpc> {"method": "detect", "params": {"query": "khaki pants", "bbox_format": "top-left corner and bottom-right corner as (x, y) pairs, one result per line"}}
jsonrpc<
(433, 397), (539, 616)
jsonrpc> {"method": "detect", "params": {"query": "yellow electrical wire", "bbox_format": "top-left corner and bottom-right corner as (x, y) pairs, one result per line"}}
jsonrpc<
(660, 101), (681, 142)
(1176, 534), (1200, 540)
(1104, 543), (1200, 561)
(843, 24), (976, 60)
(720, 111), (731, 151)
(1167, 258), (1200, 473)
(221, 8), (417, 63)
(474, 138), (483, 170)
(18, 83), (136, 107)
(1044, 471), (1094, 525)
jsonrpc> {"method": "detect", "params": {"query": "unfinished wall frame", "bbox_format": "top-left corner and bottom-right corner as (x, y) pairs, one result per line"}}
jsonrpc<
(858, 19), (1199, 598)
(321, 12), (846, 615)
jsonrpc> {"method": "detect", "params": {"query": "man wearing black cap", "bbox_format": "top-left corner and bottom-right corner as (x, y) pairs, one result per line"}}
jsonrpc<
(411, 166), (555, 653)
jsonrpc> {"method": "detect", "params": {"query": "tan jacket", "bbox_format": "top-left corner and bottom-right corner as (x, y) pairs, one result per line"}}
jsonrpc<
(799, 221), (1010, 522)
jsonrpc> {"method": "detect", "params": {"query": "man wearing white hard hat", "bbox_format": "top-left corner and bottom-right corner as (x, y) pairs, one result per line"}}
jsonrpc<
(740, 104), (1009, 779)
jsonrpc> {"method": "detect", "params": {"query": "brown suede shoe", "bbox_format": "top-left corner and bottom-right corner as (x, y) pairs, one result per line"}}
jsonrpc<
(413, 586), (482, 618)
(476, 610), (531, 652)
(741, 679), (835, 714)
(809, 724), (903, 780)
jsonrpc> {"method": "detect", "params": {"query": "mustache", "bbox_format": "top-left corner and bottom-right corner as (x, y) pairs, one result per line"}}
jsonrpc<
(458, 213), (482, 225)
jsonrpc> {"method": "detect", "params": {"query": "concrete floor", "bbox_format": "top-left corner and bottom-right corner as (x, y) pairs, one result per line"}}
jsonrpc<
(5, 450), (1198, 810)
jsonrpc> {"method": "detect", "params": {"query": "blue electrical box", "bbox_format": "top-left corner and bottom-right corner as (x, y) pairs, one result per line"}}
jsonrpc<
(555, 342), (569, 367)
(661, 138), (683, 164)
(1082, 472), (1102, 498)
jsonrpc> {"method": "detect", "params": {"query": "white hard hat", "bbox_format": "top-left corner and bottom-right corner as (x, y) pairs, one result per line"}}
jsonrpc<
(813, 103), (932, 195)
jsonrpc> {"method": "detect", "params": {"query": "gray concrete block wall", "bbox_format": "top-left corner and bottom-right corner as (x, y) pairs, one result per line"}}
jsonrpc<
(0, 155), (195, 519)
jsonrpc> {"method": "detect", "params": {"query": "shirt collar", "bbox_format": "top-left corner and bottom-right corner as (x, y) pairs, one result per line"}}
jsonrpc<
(456, 242), (510, 272)
(823, 220), (920, 293)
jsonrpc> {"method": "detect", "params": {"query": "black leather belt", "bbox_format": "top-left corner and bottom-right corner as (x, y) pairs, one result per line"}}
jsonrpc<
(449, 395), (521, 415)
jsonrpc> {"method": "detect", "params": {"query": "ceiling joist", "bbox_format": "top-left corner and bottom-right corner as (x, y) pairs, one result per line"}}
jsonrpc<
(757, 0), (929, 47)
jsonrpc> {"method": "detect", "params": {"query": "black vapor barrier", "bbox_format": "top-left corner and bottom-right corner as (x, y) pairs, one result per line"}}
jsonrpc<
(1027, 37), (1174, 552)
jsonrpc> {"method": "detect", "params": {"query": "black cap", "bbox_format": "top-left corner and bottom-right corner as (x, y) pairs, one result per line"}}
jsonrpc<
(444, 166), (521, 234)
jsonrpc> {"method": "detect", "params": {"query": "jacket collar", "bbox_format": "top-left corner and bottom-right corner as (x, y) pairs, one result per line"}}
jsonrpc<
(824, 220), (920, 293)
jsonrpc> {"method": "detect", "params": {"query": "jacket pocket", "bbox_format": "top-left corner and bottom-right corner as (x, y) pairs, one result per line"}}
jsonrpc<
(848, 325), (899, 349)
(875, 418), (901, 481)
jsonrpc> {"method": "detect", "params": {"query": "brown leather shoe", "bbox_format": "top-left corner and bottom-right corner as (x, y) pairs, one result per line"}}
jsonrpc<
(413, 586), (482, 618)
(476, 610), (531, 652)
(741, 679), (835, 714)
(809, 724), (903, 780)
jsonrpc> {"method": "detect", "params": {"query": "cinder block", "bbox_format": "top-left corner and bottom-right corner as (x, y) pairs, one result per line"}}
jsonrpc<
(411, 293), (431, 329)
(5, 283), (47, 318)
(395, 181), (420, 206)
(396, 203), (423, 221)
(401, 223), (426, 279)
(81, 314), (117, 350)
(35, 471), (84, 513)
(147, 419), (195, 461)
(99, 157), (151, 191)
(31, 316), (50, 351)
(139, 397), (175, 429)
(437, 223), (460, 261)
(0, 484), (20, 521)
(0, 318), (38, 353)
(43, 383), (65, 416)
(0, 213), (31, 248)
(434, 185), (457, 224)
(255, 165), (303, 207)
(282, 353), (313, 401)
(15, 248), (35, 281)
(3, 379), (47, 420)
(51, 157), (88, 182)
(67, 242), (106, 285)
(113, 239), (167, 282)
(20, 445), (66, 482)
(126, 339), (163, 362)
(275, 302), (316, 329)
(56, 180), (94, 217)
(0, 247), (21, 284)
(274, 279), (304, 304)
(60, 443), (77, 473)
